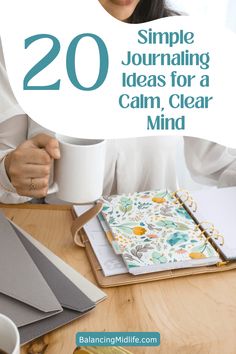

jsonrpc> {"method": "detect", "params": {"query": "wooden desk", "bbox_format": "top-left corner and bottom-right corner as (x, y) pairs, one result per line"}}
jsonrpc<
(1, 205), (236, 354)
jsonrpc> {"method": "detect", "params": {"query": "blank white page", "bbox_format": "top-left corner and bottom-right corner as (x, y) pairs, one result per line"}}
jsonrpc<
(190, 187), (236, 260)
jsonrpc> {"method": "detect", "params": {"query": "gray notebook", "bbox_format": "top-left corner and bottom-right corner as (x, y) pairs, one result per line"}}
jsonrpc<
(0, 213), (95, 345)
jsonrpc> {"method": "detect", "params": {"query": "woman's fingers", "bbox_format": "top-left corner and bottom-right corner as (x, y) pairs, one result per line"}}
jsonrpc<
(6, 146), (51, 182)
(12, 163), (51, 179)
(15, 176), (50, 191)
(14, 176), (50, 198)
(4, 133), (60, 199)
(30, 134), (60, 159)
(12, 145), (51, 165)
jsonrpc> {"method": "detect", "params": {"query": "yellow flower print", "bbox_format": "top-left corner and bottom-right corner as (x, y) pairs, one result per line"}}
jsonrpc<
(133, 226), (147, 236)
(152, 197), (166, 203)
(189, 252), (206, 259)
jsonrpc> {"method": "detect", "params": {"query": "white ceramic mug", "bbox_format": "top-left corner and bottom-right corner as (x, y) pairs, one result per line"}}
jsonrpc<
(0, 314), (20, 354)
(54, 135), (106, 203)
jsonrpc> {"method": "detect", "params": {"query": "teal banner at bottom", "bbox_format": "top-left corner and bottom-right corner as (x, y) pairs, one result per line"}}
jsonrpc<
(76, 332), (160, 347)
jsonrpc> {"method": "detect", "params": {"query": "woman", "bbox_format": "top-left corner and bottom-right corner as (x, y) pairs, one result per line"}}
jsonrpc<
(0, 0), (236, 204)
(99, 0), (178, 23)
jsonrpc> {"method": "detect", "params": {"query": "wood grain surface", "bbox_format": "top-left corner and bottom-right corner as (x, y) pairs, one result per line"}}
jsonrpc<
(1, 206), (236, 354)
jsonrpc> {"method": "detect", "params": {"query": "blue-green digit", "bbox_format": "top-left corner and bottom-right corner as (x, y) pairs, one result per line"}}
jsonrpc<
(23, 34), (61, 90)
(66, 33), (109, 91)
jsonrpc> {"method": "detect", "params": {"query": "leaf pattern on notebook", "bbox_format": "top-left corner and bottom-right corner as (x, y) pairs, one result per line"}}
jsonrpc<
(101, 190), (219, 271)
(189, 242), (216, 259)
(119, 197), (133, 215)
(166, 232), (189, 246)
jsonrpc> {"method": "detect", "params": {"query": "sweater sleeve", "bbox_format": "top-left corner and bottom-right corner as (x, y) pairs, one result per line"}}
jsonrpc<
(184, 137), (236, 187)
(0, 115), (32, 203)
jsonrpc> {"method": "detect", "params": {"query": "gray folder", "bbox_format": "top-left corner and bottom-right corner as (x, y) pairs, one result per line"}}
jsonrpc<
(0, 213), (95, 344)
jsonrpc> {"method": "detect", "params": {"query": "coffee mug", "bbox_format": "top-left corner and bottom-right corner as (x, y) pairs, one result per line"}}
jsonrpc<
(54, 135), (106, 204)
(0, 314), (20, 354)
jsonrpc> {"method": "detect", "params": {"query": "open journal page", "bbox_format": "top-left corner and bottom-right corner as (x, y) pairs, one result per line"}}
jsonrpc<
(191, 187), (236, 260)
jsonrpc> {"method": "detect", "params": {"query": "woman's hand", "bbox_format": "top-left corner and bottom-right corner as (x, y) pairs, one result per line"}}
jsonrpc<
(4, 134), (60, 198)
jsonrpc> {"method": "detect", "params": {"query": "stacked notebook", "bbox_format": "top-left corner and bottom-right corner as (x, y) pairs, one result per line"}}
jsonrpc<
(100, 190), (220, 275)
(0, 212), (106, 345)
(73, 187), (236, 284)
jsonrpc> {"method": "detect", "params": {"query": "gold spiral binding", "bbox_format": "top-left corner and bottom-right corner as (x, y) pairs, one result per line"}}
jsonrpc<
(173, 191), (224, 244)
(194, 222), (226, 265)
(173, 189), (226, 265)
(195, 221), (224, 246)
(212, 231), (224, 246)
(173, 189), (197, 212)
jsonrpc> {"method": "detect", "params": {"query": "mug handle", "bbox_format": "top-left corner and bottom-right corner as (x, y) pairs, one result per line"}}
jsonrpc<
(71, 201), (104, 247)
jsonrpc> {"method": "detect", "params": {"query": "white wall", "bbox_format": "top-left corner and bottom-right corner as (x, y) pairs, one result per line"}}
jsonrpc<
(168, 0), (233, 29)
(227, 0), (236, 32)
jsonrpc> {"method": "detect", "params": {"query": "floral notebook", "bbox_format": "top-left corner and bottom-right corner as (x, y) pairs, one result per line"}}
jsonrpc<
(101, 190), (220, 275)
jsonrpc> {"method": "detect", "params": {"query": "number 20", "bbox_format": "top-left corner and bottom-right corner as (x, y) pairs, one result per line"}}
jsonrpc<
(23, 33), (109, 91)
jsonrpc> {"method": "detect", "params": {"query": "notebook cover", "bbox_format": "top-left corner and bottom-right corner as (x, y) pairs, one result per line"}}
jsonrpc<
(101, 190), (219, 274)
(0, 213), (62, 316)
(0, 213), (62, 328)
(11, 224), (95, 345)
(10, 220), (107, 304)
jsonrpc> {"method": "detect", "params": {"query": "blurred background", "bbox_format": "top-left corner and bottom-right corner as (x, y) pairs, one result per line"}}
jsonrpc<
(168, 0), (236, 32)
(166, 0), (236, 190)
